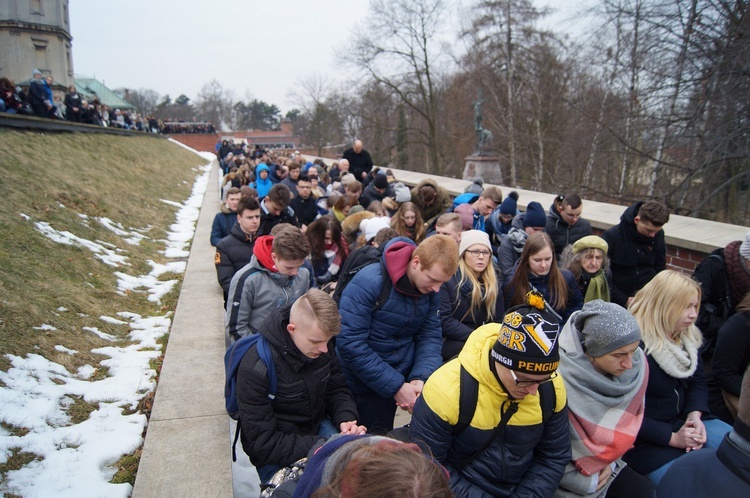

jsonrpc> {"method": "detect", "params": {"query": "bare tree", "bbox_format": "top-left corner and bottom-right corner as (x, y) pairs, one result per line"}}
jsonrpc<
(195, 80), (234, 131)
(339, 0), (451, 174)
(117, 88), (160, 117)
(287, 75), (344, 155)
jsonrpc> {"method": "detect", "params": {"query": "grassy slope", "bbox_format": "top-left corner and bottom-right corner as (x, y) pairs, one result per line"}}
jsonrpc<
(0, 129), (205, 389)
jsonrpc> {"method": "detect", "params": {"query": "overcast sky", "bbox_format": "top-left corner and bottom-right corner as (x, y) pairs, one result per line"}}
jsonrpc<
(69, 0), (584, 114)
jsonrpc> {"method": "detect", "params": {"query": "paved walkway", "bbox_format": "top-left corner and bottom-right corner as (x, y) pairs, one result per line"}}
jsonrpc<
(132, 161), (238, 497)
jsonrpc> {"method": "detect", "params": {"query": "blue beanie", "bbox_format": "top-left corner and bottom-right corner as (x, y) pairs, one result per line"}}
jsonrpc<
(499, 196), (517, 215)
(523, 202), (546, 228)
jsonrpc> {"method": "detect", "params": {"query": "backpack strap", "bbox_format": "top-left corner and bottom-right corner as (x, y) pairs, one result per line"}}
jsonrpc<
(455, 399), (519, 472)
(452, 372), (556, 471)
(257, 335), (276, 399)
(371, 260), (393, 313)
(453, 365), (479, 435)
(538, 380), (556, 424)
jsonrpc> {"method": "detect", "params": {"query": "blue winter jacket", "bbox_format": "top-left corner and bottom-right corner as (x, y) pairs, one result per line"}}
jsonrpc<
(210, 209), (237, 246)
(336, 238), (443, 398)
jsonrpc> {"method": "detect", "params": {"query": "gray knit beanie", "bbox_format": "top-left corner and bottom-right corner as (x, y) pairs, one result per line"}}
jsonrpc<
(740, 230), (750, 260)
(574, 299), (641, 357)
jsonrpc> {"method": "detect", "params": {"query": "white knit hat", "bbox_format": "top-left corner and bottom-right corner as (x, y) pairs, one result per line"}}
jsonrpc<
(361, 217), (392, 242)
(458, 230), (491, 257)
(740, 230), (750, 260)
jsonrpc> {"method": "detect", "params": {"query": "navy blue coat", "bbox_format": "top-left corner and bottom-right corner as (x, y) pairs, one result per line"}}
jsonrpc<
(336, 239), (443, 398)
(211, 210), (236, 246)
(657, 423), (750, 497)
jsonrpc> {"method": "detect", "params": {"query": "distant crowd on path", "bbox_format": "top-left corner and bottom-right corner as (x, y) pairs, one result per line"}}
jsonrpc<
(0, 69), (202, 133)
(210, 137), (750, 497)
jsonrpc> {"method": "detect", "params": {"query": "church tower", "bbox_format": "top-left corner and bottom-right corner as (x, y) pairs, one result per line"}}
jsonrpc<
(0, 0), (73, 87)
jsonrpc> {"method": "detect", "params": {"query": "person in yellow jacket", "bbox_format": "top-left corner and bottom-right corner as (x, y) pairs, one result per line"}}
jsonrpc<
(410, 293), (571, 497)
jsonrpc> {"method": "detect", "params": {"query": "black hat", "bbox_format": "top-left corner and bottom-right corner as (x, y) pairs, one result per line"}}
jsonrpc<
(491, 291), (561, 374)
(373, 174), (389, 190)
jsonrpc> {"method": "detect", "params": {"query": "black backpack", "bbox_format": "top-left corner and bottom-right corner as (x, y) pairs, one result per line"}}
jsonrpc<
(332, 245), (391, 312)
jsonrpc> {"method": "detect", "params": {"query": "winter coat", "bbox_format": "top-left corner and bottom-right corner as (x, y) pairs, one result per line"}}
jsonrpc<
(336, 238), (443, 397)
(409, 324), (570, 498)
(601, 202), (666, 307)
(693, 242), (750, 353)
(710, 311), (750, 417)
(656, 422), (750, 497)
(342, 147), (373, 181)
(225, 236), (310, 344)
(281, 175), (299, 198)
(411, 178), (452, 227)
(359, 182), (393, 209)
(252, 163), (274, 198)
(623, 351), (710, 474)
(439, 269), (505, 361)
(64, 91), (82, 121)
(214, 222), (256, 301)
(485, 208), (514, 250)
(28, 78), (48, 115)
(210, 205), (237, 246)
(236, 305), (358, 468)
(257, 197), (298, 237)
(503, 269), (583, 326)
(289, 194), (320, 228)
(545, 204), (593, 257)
(497, 214), (528, 282)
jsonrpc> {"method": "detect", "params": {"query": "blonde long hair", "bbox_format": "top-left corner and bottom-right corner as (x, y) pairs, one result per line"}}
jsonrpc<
(629, 270), (703, 354)
(456, 256), (499, 322)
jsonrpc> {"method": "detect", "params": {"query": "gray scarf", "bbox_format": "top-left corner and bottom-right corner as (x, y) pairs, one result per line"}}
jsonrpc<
(559, 318), (648, 475)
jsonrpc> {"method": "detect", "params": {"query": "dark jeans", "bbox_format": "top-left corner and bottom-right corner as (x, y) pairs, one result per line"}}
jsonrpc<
(355, 391), (397, 435)
(608, 465), (656, 498)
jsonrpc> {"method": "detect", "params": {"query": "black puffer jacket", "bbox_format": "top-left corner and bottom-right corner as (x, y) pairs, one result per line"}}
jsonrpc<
(237, 306), (359, 468)
(214, 222), (256, 301)
(545, 204), (593, 257)
(601, 202), (666, 307)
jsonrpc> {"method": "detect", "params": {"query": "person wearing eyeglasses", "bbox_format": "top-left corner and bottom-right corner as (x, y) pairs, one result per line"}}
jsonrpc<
(410, 295), (571, 497)
(439, 230), (505, 362)
(555, 300), (655, 498)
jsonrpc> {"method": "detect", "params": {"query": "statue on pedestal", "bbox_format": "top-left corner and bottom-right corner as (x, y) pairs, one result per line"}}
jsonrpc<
(473, 91), (494, 156)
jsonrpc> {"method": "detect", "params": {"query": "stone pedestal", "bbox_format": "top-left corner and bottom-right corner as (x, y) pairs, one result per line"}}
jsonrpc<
(463, 155), (502, 184)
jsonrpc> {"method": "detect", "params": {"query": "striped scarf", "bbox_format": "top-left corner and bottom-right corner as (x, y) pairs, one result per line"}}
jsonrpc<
(559, 318), (648, 476)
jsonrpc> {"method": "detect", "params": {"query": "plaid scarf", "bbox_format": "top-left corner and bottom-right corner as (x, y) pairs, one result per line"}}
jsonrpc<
(559, 318), (648, 476)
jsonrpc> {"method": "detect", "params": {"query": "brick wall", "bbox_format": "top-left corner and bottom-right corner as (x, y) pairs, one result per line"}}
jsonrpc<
(666, 245), (708, 273)
(169, 134), (219, 153)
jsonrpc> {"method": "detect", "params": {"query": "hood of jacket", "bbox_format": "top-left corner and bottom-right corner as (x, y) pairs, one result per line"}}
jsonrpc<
(619, 201), (659, 246)
(547, 203), (569, 228)
(382, 237), (420, 296)
(252, 235), (277, 272)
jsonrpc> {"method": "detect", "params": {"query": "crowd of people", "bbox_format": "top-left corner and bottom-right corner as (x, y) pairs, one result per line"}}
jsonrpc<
(211, 139), (750, 497)
(1, 69), (216, 134)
